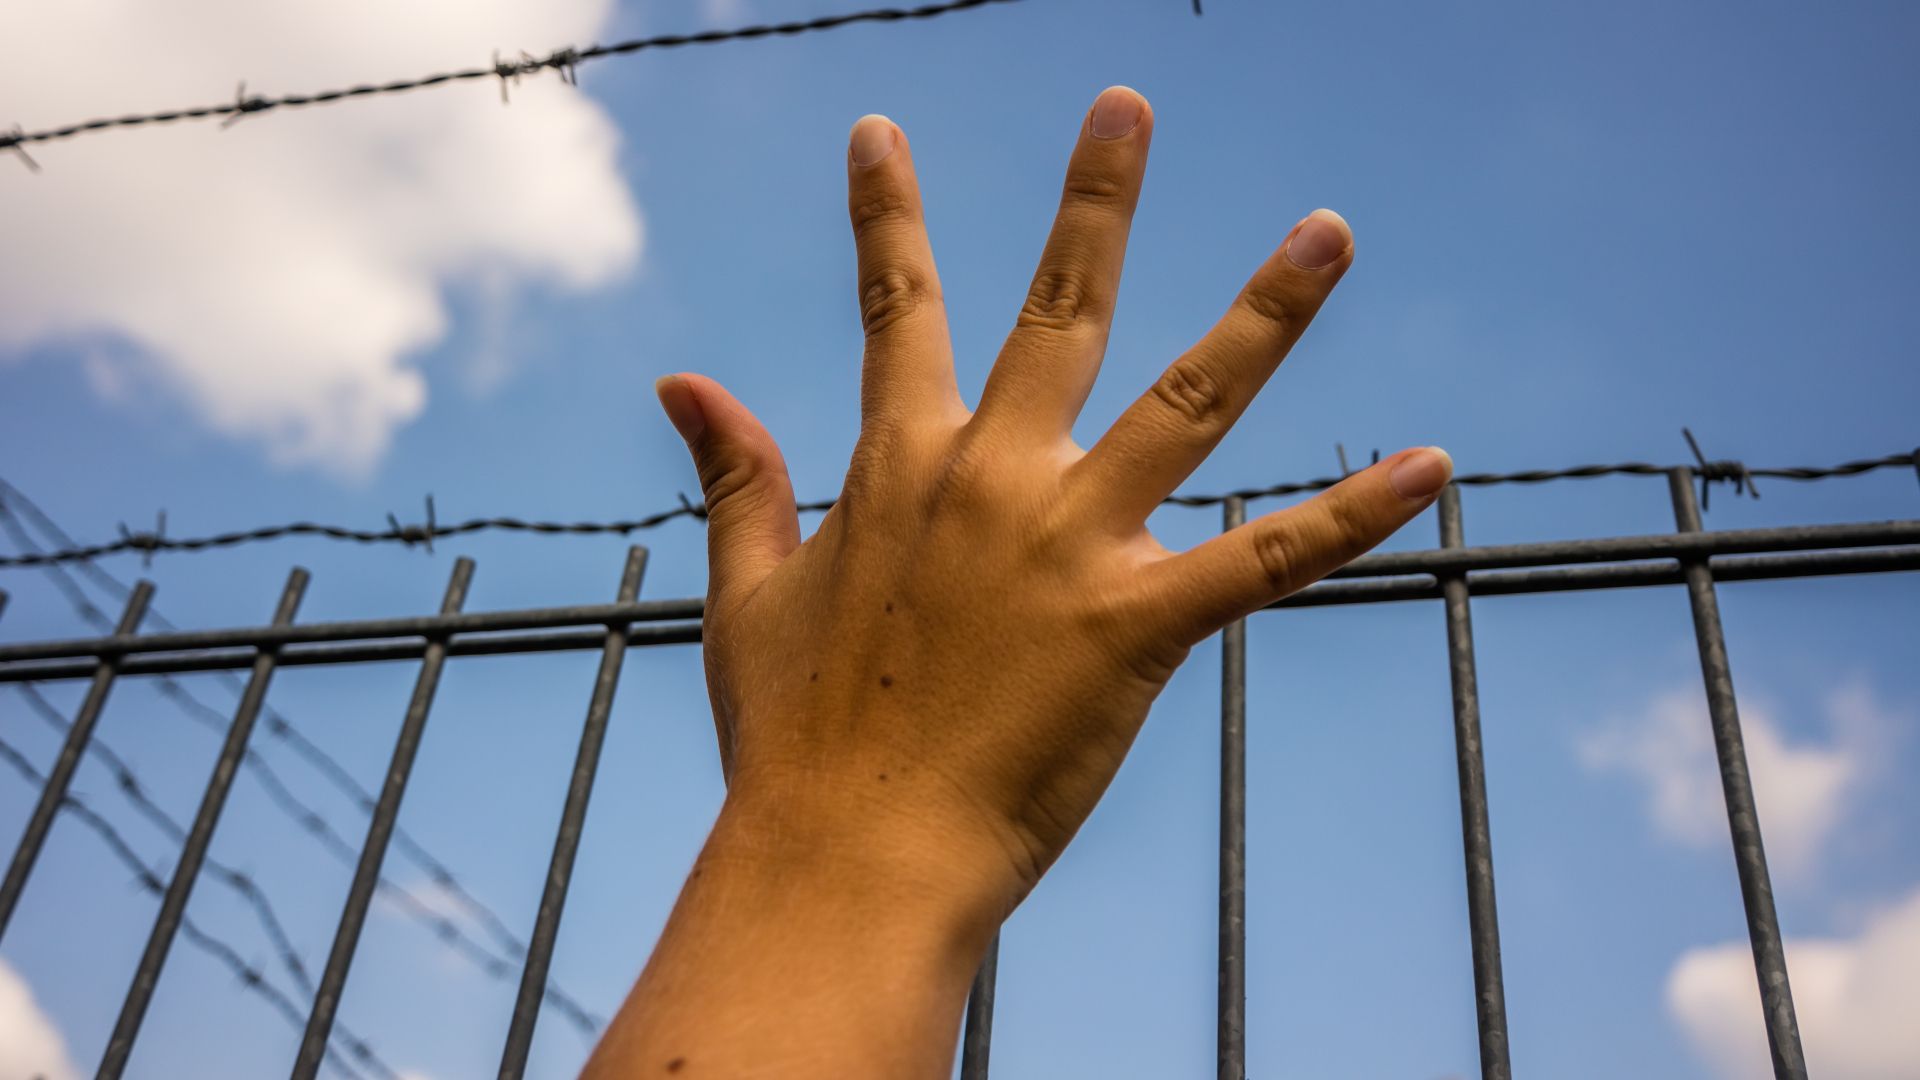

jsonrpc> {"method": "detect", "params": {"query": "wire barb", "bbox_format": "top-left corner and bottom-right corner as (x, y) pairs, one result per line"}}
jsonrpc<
(385, 494), (437, 553)
(1682, 427), (1759, 511)
(3, 124), (39, 172)
(548, 47), (581, 87)
(493, 51), (518, 104)
(2, 445), (1913, 569)
(3, 0), (1023, 152)
(116, 510), (166, 568)
(219, 82), (272, 130)
(0, 482), (605, 1037)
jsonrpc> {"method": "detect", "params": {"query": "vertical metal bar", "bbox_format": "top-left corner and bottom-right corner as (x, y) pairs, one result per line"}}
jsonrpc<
(291, 558), (475, 1080)
(1669, 467), (1806, 1079)
(1218, 496), (1247, 1080)
(498, 546), (647, 1080)
(1438, 485), (1512, 1080)
(959, 931), (1000, 1079)
(99, 568), (307, 1080)
(0, 581), (152, 941)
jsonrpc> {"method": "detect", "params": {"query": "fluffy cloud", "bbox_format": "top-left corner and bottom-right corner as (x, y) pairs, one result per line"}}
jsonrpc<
(0, 958), (79, 1080)
(0, 0), (641, 476)
(1669, 884), (1920, 1079)
(1577, 680), (1902, 880)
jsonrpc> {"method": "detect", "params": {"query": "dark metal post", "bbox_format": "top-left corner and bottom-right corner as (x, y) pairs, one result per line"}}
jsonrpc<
(0, 581), (152, 940)
(99, 568), (307, 1079)
(498, 546), (647, 1080)
(1669, 467), (1806, 1078)
(292, 558), (475, 1080)
(959, 931), (1000, 1079)
(1218, 496), (1247, 1080)
(1438, 485), (1511, 1080)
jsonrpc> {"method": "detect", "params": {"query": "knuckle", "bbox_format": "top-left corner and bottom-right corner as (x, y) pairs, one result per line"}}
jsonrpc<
(858, 267), (937, 336)
(1250, 523), (1303, 597)
(1149, 357), (1232, 428)
(1016, 265), (1101, 334)
(848, 190), (915, 235)
(1061, 172), (1131, 210)
(697, 456), (768, 515)
(1320, 495), (1382, 559)
(1236, 279), (1302, 336)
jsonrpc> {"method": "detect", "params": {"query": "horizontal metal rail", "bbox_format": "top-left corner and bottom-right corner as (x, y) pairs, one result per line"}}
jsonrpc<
(2, 475), (1914, 1080)
(2, 546), (1914, 686)
(2, 522), (1912, 671)
(1275, 545), (1920, 608)
(0, 623), (706, 682)
(0, 598), (704, 663)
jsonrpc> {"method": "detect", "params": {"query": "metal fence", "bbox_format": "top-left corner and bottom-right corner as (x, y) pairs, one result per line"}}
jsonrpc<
(2, 458), (1917, 1080)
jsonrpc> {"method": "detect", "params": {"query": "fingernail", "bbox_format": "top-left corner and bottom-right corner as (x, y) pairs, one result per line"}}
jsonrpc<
(1389, 447), (1453, 500)
(849, 115), (897, 167)
(1285, 209), (1350, 270)
(655, 375), (706, 442)
(1089, 86), (1143, 140)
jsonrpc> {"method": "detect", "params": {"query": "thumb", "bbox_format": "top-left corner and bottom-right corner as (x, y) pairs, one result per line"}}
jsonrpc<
(656, 373), (800, 611)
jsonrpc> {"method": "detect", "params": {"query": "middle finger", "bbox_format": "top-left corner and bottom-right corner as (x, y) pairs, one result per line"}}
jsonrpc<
(974, 86), (1154, 441)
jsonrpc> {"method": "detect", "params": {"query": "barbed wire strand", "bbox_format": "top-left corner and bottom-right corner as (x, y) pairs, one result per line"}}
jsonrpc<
(0, 732), (390, 1080)
(0, 495), (607, 1033)
(0, 0), (1022, 155)
(3, 442), (1914, 571)
(12, 682), (317, 997)
(10, 684), (607, 1033)
(0, 481), (523, 946)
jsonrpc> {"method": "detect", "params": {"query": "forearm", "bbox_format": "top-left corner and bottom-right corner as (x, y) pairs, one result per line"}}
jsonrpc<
(584, 783), (1006, 1078)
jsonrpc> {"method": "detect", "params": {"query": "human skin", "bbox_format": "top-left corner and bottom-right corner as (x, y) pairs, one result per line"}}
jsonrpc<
(582, 86), (1452, 1077)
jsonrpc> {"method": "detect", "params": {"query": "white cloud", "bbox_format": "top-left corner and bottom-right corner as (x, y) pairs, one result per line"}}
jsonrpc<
(1669, 884), (1920, 1079)
(0, 0), (642, 477)
(0, 958), (79, 1080)
(1577, 679), (1905, 880)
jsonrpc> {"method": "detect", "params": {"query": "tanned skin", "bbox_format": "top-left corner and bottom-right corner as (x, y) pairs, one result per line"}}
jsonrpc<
(583, 86), (1452, 1078)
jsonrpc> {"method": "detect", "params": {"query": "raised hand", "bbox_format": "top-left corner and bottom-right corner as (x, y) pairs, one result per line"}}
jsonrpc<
(586, 86), (1449, 1079)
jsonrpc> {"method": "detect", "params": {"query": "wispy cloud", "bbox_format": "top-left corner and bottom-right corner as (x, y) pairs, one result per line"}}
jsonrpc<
(0, 0), (642, 478)
(1669, 883), (1920, 1079)
(0, 958), (80, 1080)
(1577, 678), (1904, 881)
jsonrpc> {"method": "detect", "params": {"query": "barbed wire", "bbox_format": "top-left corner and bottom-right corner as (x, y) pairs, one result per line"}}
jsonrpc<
(2, 439), (1914, 571)
(0, 732), (391, 1080)
(0, 493), (606, 1033)
(0, 0), (1022, 156)
(13, 682), (317, 997)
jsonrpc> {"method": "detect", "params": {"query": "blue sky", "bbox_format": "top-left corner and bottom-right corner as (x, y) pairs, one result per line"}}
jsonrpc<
(2, 1), (1918, 1077)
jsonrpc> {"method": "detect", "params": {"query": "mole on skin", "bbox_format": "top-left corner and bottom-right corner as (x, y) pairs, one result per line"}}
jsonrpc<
(879, 675), (894, 688)
(884, 602), (894, 613)
(666, 1057), (686, 1073)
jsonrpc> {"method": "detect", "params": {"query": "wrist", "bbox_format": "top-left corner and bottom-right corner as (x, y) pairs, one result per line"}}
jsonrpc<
(586, 779), (1009, 1079)
(707, 775), (1014, 959)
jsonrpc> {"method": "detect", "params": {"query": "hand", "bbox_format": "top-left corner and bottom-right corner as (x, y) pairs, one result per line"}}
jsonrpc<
(587, 86), (1451, 1078)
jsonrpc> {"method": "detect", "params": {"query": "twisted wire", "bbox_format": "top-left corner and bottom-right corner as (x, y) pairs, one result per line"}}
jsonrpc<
(3, 446), (1913, 569)
(0, 493), (605, 1033)
(13, 682), (315, 996)
(0, 732), (392, 1080)
(0, 0), (1021, 153)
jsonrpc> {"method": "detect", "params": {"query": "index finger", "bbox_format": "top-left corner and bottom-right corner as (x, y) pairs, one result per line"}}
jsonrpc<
(846, 115), (963, 432)
(1070, 209), (1354, 526)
